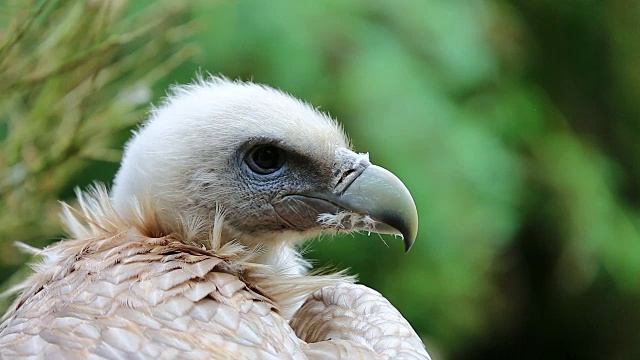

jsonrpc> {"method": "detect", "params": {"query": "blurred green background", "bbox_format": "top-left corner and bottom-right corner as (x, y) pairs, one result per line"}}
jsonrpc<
(2, 0), (640, 358)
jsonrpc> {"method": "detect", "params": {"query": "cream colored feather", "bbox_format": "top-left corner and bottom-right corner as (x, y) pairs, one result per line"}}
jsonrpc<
(0, 77), (430, 359)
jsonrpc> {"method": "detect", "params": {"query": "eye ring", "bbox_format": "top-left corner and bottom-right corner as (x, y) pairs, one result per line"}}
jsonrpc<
(245, 145), (287, 175)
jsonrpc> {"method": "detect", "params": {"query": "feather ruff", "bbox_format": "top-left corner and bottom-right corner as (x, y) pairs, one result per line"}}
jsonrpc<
(2, 185), (353, 323)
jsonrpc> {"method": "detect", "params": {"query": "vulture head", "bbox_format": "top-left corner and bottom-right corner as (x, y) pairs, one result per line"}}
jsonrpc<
(112, 77), (417, 268)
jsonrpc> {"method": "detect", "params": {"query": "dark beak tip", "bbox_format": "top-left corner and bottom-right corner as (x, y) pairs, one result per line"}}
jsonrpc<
(401, 225), (417, 253)
(404, 236), (414, 253)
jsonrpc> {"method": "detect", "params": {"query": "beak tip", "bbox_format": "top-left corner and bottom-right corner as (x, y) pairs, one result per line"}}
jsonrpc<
(401, 222), (417, 253)
(404, 236), (414, 253)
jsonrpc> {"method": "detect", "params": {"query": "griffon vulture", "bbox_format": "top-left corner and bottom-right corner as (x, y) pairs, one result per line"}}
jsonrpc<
(0, 77), (430, 359)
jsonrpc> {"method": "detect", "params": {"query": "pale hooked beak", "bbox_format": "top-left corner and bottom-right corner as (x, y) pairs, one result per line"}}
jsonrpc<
(272, 151), (418, 252)
(334, 164), (418, 252)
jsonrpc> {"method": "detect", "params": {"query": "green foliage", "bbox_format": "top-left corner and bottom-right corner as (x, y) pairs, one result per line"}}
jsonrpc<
(0, 0), (194, 302)
(2, 0), (639, 359)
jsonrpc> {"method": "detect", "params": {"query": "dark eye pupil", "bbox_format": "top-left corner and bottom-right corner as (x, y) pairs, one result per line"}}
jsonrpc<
(246, 145), (286, 175)
(254, 147), (279, 169)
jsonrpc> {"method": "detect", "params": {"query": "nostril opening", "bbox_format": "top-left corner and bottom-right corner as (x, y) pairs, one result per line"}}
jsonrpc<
(336, 168), (355, 188)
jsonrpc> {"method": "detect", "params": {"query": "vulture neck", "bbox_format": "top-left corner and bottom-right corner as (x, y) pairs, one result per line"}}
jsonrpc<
(113, 189), (313, 277)
(220, 226), (312, 276)
(256, 243), (310, 276)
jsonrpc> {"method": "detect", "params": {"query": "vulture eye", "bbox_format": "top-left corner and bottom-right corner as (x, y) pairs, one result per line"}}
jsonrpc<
(245, 145), (286, 175)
